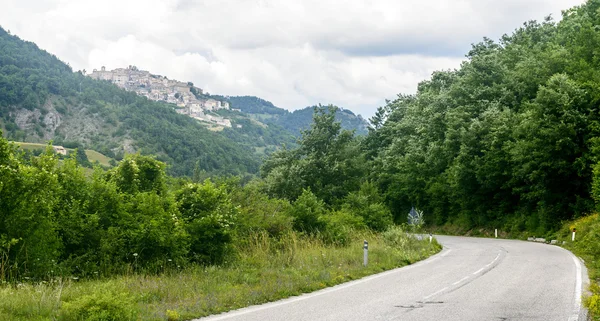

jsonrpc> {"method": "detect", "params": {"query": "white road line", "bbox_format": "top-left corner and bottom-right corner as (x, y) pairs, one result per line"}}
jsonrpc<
(485, 253), (500, 267)
(423, 287), (449, 300)
(452, 276), (470, 285)
(425, 250), (503, 302)
(441, 249), (453, 257)
(472, 267), (485, 275)
(568, 255), (582, 321)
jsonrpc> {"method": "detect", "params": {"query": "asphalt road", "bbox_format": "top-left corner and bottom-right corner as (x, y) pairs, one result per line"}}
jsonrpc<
(194, 236), (588, 321)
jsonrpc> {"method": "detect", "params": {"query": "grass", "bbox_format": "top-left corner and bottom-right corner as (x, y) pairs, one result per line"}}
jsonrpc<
(10, 141), (114, 167)
(84, 150), (112, 167)
(11, 142), (49, 151)
(0, 228), (440, 321)
(204, 125), (225, 132)
(555, 214), (600, 320)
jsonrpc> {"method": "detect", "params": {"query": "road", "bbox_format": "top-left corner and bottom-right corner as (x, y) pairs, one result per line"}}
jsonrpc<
(194, 236), (588, 321)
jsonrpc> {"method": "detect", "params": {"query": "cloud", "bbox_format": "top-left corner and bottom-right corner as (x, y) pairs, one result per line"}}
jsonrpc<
(0, 0), (587, 117)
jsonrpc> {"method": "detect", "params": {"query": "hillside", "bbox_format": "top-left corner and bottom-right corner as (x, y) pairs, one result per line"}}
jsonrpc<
(227, 96), (370, 136)
(214, 108), (297, 152)
(0, 27), (265, 176)
(13, 141), (114, 167)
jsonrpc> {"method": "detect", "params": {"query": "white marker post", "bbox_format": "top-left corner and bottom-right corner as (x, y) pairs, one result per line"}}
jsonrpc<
(429, 233), (433, 243)
(363, 240), (368, 266)
(495, 229), (498, 238)
(572, 228), (576, 242)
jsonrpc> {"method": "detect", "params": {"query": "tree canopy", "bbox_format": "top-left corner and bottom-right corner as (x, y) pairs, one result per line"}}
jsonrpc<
(364, 1), (600, 233)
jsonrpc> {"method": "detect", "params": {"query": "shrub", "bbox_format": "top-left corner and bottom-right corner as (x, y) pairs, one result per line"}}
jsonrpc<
(60, 290), (138, 321)
(592, 163), (600, 211)
(176, 180), (237, 265)
(382, 226), (411, 248)
(230, 181), (293, 238)
(166, 309), (180, 321)
(584, 283), (600, 318)
(319, 210), (364, 245)
(288, 189), (327, 234)
(342, 182), (393, 231)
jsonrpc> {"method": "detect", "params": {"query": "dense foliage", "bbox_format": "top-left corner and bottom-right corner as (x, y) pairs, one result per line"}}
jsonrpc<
(262, 105), (366, 203)
(363, 1), (600, 234)
(0, 116), (391, 281)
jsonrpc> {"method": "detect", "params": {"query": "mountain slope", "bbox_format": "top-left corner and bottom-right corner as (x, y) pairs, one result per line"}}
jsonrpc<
(227, 96), (370, 136)
(0, 27), (259, 176)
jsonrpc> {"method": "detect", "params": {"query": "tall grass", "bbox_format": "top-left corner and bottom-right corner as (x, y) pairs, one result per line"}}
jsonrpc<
(556, 214), (600, 320)
(0, 227), (440, 321)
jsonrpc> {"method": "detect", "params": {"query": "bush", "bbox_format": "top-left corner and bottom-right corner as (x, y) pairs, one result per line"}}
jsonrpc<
(176, 180), (237, 265)
(230, 181), (293, 238)
(382, 226), (412, 248)
(288, 189), (327, 233)
(585, 283), (600, 318)
(592, 163), (600, 211)
(60, 290), (138, 321)
(342, 182), (393, 231)
(166, 309), (180, 321)
(319, 210), (364, 245)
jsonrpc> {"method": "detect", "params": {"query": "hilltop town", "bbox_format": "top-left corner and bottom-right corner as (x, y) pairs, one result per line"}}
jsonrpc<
(88, 66), (234, 127)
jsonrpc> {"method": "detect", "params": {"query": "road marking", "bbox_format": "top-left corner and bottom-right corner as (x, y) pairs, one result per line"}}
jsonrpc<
(423, 287), (448, 300)
(423, 250), (504, 302)
(486, 253), (500, 267)
(452, 276), (470, 285)
(441, 249), (453, 257)
(568, 255), (582, 321)
(472, 267), (485, 275)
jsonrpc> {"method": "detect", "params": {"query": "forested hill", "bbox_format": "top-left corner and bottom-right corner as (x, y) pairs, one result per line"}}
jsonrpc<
(0, 27), (263, 176)
(228, 96), (369, 136)
(364, 1), (600, 233)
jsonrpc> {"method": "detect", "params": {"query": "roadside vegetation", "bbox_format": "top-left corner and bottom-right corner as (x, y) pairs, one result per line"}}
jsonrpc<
(554, 214), (600, 319)
(0, 228), (439, 321)
(0, 108), (440, 320)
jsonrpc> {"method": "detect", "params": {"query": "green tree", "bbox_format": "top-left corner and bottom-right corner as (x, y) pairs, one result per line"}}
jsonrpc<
(176, 180), (237, 264)
(288, 189), (327, 233)
(262, 105), (365, 204)
(112, 154), (167, 195)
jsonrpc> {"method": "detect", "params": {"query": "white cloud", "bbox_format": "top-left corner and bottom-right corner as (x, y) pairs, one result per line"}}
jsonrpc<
(0, 0), (587, 117)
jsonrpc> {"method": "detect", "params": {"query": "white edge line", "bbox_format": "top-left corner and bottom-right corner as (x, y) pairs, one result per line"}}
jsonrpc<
(569, 255), (582, 321)
(195, 248), (453, 320)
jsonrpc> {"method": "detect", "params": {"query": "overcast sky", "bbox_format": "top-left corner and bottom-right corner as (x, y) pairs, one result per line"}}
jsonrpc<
(0, 0), (586, 117)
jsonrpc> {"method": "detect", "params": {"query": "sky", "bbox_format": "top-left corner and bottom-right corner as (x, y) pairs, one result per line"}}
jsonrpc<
(0, 0), (587, 117)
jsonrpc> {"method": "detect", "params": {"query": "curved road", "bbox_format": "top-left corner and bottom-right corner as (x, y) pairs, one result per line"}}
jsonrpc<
(195, 236), (588, 321)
